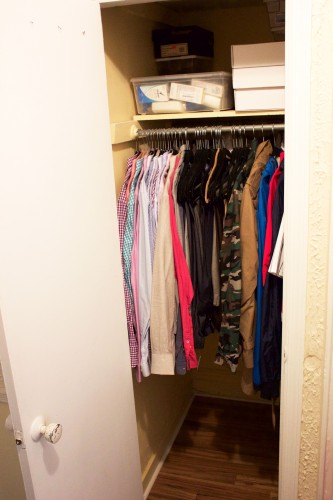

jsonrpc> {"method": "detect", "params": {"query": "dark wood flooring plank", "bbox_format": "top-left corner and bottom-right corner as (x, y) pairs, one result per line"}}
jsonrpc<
(148, 396), (279, 500)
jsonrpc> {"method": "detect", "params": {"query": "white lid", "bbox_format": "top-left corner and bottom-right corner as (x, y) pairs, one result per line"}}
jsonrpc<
(130, 71), (231, 83)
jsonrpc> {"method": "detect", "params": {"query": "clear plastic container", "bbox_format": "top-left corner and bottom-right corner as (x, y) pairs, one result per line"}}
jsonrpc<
(131, 71), (233, 115)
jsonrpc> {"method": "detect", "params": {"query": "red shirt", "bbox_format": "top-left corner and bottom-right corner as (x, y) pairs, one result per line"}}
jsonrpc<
(262, 154), (284, 285)
(168, 155), (198, 370)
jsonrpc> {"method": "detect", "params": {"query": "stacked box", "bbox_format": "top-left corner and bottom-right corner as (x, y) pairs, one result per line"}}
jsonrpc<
(231, 42), (285, 111)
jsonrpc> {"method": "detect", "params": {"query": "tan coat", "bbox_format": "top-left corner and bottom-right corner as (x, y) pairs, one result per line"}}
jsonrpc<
(240, 140), (273, 395)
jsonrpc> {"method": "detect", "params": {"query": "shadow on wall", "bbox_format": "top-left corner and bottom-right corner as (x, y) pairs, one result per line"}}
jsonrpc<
(132, 369), (194, 485)
(0, 403), (26, 500)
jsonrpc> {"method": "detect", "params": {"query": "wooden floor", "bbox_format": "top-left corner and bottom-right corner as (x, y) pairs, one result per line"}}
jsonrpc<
(148, 396), (279, 500)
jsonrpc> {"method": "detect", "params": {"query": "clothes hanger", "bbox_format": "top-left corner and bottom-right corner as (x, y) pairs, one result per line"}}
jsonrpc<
(204, 128), (221, 203)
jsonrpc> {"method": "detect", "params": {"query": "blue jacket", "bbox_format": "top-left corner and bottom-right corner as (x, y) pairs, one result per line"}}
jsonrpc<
(253, 156), (278, 387)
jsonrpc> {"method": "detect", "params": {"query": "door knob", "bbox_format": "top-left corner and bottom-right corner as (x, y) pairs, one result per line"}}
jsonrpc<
(31, 416), (62, 444)
(5, 414), (13, 432)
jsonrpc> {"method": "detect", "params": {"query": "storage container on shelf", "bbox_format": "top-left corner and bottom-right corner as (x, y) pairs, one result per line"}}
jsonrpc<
(131, 71), (233, 115)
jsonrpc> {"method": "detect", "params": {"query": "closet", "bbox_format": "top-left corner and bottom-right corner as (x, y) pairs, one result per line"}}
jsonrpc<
(1, 0), (331, 498)
(101, 0), (286, 496)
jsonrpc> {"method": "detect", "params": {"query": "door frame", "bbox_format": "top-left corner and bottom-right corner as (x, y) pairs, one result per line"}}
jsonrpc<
(99, 1), (331, 499)
(318, 135), (333, 499)
(278, 0), (312, 498)
(98, 1), (308, 498)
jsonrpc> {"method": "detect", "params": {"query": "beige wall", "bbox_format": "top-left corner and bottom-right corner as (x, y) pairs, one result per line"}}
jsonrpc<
(298, 0), (333, 497)
(193, 334), (263, 402)
(102, 6), (163, 124)
(133, 372), (193, 490)
(185, 4), (274, 72)
(102, 7), (195, 490)
(0, 403), (26, 500)
(101, 3), (275, 491)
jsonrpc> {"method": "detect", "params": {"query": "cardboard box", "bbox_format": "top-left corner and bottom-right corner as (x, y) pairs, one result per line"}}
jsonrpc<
(234, 87), (284, 111)
(152, 26), (214, 59)
(231, 42), (285, 68)
(232, 65), (285, 89)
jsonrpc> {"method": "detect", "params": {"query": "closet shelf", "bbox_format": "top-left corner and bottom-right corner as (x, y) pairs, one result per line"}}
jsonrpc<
(134, 109), (285, 121)
(110, 110), (285, 144)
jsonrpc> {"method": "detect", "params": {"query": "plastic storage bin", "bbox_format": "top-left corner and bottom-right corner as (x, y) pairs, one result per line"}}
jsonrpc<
(131, 72), (233, 114)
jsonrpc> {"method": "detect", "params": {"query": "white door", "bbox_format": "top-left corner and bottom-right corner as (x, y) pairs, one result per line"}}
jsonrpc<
(0, 2), (143, 499)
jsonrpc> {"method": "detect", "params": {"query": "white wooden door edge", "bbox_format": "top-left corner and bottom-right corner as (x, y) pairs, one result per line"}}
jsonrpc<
(0, 2), (143, 499)
(279, 0), (312, 498)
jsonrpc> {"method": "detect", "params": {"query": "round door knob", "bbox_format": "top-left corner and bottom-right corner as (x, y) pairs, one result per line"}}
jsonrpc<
(5, 414), (14, 432)
(42, 423), (62, 444)
(31, 416), (62, 444)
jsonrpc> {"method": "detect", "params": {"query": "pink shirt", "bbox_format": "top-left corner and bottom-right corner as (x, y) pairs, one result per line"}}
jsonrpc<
(168, 155), (198, 370)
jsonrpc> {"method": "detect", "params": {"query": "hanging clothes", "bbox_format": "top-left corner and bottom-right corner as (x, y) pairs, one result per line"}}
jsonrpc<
(268, 214), (284, 278)
(117, 153), (140, 368)
(262, 163), (284, 286)
(131, 156), (149, 381)
(137, 154), (154, 377)
(150, 154), (179, 375)
(123, 157), (144, 302)
(169, 147), (198, 371)
(177, 148), (218, 349)
(239, 140), (273, 395)
(260, 161), (284, 400)
(216, 139), (258, 372)
(172, 154), (187, 375)
(116, 126), (285, 398)
(252, 156), (278, 388)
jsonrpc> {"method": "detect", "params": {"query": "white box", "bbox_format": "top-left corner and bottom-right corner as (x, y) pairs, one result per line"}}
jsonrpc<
(232, 65), (285, 89)
(234, 87), (285, 111)
(231, 42), (285, 68)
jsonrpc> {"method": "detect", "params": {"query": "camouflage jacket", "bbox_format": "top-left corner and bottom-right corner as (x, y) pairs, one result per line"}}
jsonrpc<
(216, 139), (258, 372)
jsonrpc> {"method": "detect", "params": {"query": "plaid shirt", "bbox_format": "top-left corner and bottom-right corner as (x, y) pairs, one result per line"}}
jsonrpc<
(117, 154), (139, 368)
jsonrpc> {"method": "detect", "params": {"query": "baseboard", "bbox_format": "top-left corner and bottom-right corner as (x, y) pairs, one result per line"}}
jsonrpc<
(142, 394), (194, 499)
(193, 390), (278, 406)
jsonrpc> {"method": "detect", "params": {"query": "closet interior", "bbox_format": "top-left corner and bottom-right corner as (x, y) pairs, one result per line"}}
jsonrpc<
(101, 0), (285, 494)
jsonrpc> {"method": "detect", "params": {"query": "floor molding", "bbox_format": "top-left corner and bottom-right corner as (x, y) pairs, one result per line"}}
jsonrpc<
(194, 390), (276, 405)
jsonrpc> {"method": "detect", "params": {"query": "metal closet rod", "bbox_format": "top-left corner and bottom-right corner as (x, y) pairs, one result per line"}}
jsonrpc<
(136, 123), (284, 138)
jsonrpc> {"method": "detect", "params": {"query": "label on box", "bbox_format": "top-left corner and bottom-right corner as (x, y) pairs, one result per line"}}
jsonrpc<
(169, 82), (203, 104)
(152, 101), (186, 113)
(202, 94), (221, 110)
(161, 43), (188, 58)
(137, 84), (169, 103)
(191, 79), (223, 98)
